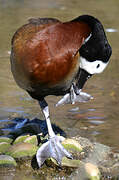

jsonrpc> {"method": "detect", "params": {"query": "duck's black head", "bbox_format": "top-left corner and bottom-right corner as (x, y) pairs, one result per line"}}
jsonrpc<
(72, 15), (112, 89)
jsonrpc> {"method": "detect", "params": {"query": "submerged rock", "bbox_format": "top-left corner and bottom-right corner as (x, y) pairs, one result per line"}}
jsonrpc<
(0, 155), (17, 167)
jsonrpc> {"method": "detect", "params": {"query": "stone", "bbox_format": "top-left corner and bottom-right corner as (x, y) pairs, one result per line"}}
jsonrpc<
(2, 135), (119, 179)
(0, 136), (13, 144)
(6, 143), (38, 159)
(62, 138), (83, 153)
(13, 135), (30, 144)
(85, 163), (100, 180)
(24, 135), (38, 145)
(62, 157), (81, 167)
(0, 142), (11, 154)
(49, 157), (81, 168)
(0, 155), (17, 167)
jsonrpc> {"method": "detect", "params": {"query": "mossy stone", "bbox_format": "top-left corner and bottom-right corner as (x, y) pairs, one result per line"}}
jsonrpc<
(62, 138), (83, 153)
(85, 163), (100, 180)
(0, 142), (11, 154)
(6, 143), (38, 159)
(50, 157), (81, 167)
(0, 136), (13, 144)
(13, 135), (30, 144)
(24, 135), (38, 145)
(62, 157), (80, 167)
(0, 155), (17, 167)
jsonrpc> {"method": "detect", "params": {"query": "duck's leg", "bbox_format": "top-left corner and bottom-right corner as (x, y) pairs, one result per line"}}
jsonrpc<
(36, 99), (72, 168)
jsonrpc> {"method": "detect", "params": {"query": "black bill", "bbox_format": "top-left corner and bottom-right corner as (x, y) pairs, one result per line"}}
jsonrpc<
(76, 68), (92, 90)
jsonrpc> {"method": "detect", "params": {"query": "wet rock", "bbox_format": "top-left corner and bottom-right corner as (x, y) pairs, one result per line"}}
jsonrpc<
(73, 136), (111, 163)
(6, 143), (38, 159)
(13, 135), (30, 144)
(46, 136), (119, 179)
(62, 138), (83, 153)
(62, 157), (81, 168)
(0, 155), (17, 167)
(0, 136), (13, 144)
(70, 162), (101, 180)
(48, 157), (81, 168)
(0, 142), (11, 154)
(85, 163), (100, 180)
(24, 135), (38, 145)
(69, 136), (119, 179)
(13, 135), (38, 146)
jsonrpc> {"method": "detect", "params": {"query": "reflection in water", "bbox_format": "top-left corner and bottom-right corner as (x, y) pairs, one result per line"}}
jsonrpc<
(0, 0), (119, 179)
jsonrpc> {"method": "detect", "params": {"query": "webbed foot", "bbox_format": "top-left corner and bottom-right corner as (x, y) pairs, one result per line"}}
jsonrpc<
(36, 135), (72, 167)
(56, 85), (93, 107)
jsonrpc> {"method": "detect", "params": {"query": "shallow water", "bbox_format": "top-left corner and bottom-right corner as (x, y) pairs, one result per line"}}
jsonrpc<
(0, 0), (119, 179)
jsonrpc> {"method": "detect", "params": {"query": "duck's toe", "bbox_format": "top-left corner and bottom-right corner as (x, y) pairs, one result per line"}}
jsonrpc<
(36, 135), (72, 167)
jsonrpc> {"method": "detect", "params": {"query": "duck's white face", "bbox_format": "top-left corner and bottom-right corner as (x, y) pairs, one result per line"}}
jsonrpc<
(79, 56), (109, 75)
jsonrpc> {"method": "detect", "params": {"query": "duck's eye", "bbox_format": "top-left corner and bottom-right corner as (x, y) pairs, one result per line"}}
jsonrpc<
(96, 64), (100, 68)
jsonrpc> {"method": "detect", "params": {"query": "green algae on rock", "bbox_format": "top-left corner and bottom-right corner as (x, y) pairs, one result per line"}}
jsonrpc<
(62, 157), (81, 167)
(13, 135), (30, 144)
(0, 155), (17, 167)
(62, 138), (83, 153)
(0, 136), (13, 144)
(24, 135), (38, 145)
(6, 142), (38, 159)
(0, 142), (11, 154)
(85, 163), (100, 180)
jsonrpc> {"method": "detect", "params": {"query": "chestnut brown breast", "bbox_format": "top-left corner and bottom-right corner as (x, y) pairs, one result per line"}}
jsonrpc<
(10, 19), (91, 95)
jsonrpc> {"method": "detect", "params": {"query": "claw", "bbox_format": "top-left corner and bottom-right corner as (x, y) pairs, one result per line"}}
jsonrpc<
(36, 135), (72, 168)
